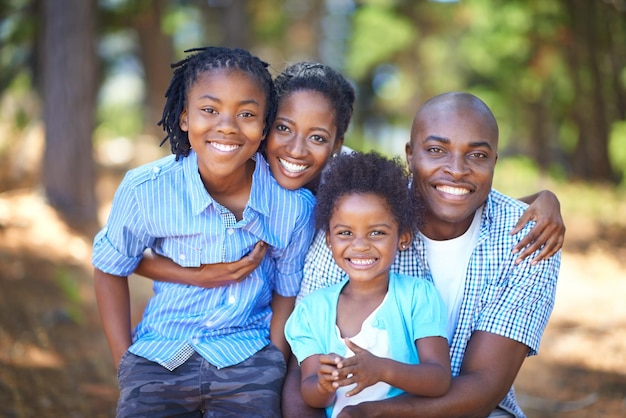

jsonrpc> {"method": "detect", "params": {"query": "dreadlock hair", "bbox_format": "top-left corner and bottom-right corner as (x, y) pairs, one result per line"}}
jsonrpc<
(315, 151), (424, 235)
(274, 62), (355, 141)
(158, 47), (277, 160)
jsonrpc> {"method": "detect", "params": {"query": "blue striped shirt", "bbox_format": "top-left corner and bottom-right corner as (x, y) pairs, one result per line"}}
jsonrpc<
(93, 151), (316, 369)
(299, 189), (560, 417)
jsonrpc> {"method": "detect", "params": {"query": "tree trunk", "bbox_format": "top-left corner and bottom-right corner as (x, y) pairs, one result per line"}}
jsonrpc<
(565, 0), (615, 182)
(41, 0), (98, 232)
(133, 0), (174, 139)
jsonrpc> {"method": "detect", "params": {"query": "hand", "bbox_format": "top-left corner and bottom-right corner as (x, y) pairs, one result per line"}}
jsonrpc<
(511, 191), (565, 265)
(196, 240), (268, 286)
(333, 339), (382, 397)
(316, 353), (344, 393)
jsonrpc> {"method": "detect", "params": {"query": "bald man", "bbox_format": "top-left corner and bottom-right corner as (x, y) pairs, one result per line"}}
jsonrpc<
(290, 92), (561, 418)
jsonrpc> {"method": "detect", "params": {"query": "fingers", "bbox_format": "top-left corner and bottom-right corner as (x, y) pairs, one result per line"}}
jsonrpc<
(514, 222), (565, 265)
(344, 338), (364, 353)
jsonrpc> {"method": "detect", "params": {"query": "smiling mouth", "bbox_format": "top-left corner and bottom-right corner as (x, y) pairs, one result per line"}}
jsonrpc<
(278, 158), (308, 173)
(436, 185), (470, 196)
(211, 142), (240, 152)
(348, 258), (376, 266)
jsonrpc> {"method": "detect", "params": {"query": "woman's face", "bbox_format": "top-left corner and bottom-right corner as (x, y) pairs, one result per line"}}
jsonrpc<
(265, 90), (343, 191)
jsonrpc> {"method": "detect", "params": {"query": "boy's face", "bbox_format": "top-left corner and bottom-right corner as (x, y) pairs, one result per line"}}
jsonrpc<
(326, 193), (411, 285)
(266, 90), (341, 191)
(179, 69), (266, 183)
(406, 106), (498, 240)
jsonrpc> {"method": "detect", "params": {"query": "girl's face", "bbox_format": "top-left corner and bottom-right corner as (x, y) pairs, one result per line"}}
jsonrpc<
(265, 90), (343, 191)
(179, 69), (266, 185)
(326, 193), (412, 285)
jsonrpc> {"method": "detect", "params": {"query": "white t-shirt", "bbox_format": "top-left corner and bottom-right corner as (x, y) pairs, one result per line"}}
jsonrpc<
(420, 206), (483, 341)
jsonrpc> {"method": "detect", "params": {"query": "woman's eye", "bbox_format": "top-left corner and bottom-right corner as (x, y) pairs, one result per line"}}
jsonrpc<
(275, 124), (290, 133)
(202, 108), (217, 114)
(311, 135), (328, 144)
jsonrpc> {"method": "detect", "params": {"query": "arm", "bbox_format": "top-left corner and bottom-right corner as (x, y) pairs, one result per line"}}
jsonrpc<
(133, 241), (268, 288)
(282, 355), (326, 418)
(333, 337), (450, 398)
(513, 190), (565, 265)
(270, 293), (295, 362)
(339, 331), (528, 418)
(93, 268), (132, 369)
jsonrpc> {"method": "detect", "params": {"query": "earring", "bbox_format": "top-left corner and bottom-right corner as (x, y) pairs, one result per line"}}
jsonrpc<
(332, 152), (338, 158)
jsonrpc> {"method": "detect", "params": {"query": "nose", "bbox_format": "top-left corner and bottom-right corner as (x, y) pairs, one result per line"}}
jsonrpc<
(443, 153), (469, 178)
(351, 236), (370, 251)
(285, 135), (308, 157)
(216, 112), (238, 135)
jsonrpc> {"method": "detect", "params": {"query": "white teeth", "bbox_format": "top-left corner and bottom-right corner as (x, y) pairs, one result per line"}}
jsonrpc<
(437, 185), (469, 195)
(211, 142), (239, 152)
(279, 158), (308, 173)
(349, 258), (376, 266)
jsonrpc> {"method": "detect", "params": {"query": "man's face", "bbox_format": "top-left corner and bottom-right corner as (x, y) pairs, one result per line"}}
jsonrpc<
(406, 106), (498, 240)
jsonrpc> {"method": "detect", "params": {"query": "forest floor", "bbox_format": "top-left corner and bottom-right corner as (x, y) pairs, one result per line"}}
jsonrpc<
(0, 178), (625, 417)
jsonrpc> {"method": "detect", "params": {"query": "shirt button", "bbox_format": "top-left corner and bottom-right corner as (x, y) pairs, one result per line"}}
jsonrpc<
(227, 228), (234, 235)
(179, 253), (186, 261)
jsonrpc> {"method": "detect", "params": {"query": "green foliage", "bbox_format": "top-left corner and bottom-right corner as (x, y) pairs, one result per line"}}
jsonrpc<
(345, 5), (415, 80)
(55, 268), (84, 324)
(609, 121), (626, 186)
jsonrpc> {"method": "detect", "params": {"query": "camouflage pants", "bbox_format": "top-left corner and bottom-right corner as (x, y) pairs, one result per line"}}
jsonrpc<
(116, 345), (286, 417)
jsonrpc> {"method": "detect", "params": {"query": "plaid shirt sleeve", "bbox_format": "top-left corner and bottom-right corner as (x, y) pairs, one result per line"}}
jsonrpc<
(297, 229), (347, 303)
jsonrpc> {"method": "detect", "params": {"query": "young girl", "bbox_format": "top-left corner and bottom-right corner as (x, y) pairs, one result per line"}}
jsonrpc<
(284, 151), (451, 418)
(92, 47), (316, 417)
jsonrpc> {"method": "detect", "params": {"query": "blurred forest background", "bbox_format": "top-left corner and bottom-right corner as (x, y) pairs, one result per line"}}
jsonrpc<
(0, 0), (625, 417)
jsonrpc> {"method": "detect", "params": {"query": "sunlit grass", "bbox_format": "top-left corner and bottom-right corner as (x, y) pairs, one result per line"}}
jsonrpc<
(495, 156), (626, 228)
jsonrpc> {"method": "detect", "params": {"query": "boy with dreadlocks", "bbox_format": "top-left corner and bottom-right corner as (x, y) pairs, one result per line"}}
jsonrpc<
(92, 47), (315, 417)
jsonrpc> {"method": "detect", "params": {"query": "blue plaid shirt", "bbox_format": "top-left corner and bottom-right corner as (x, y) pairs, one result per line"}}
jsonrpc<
(299, 189), (560, 417)
(93, 151), (316, 370)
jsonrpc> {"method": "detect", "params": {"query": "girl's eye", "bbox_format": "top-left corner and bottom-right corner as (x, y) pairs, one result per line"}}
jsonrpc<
(337, 230), (352, 236)
(202, 108), (218, 114)
(239, 111), (254, 118)
(370, 230), (385, 237)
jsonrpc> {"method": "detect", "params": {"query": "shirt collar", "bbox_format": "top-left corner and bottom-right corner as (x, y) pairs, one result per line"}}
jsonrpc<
(183, 150), (272, 217)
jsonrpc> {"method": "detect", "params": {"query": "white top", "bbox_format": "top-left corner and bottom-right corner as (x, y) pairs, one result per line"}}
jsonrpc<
(420, 206), (483, 341)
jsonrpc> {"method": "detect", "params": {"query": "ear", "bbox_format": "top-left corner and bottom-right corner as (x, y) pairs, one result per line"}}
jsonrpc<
(179, 108), (189, 132)
(405, 142), (413, 172)
(397, 231), (413, 252)
(325, 231), (332, 249)
(332, 136), (344, 155)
